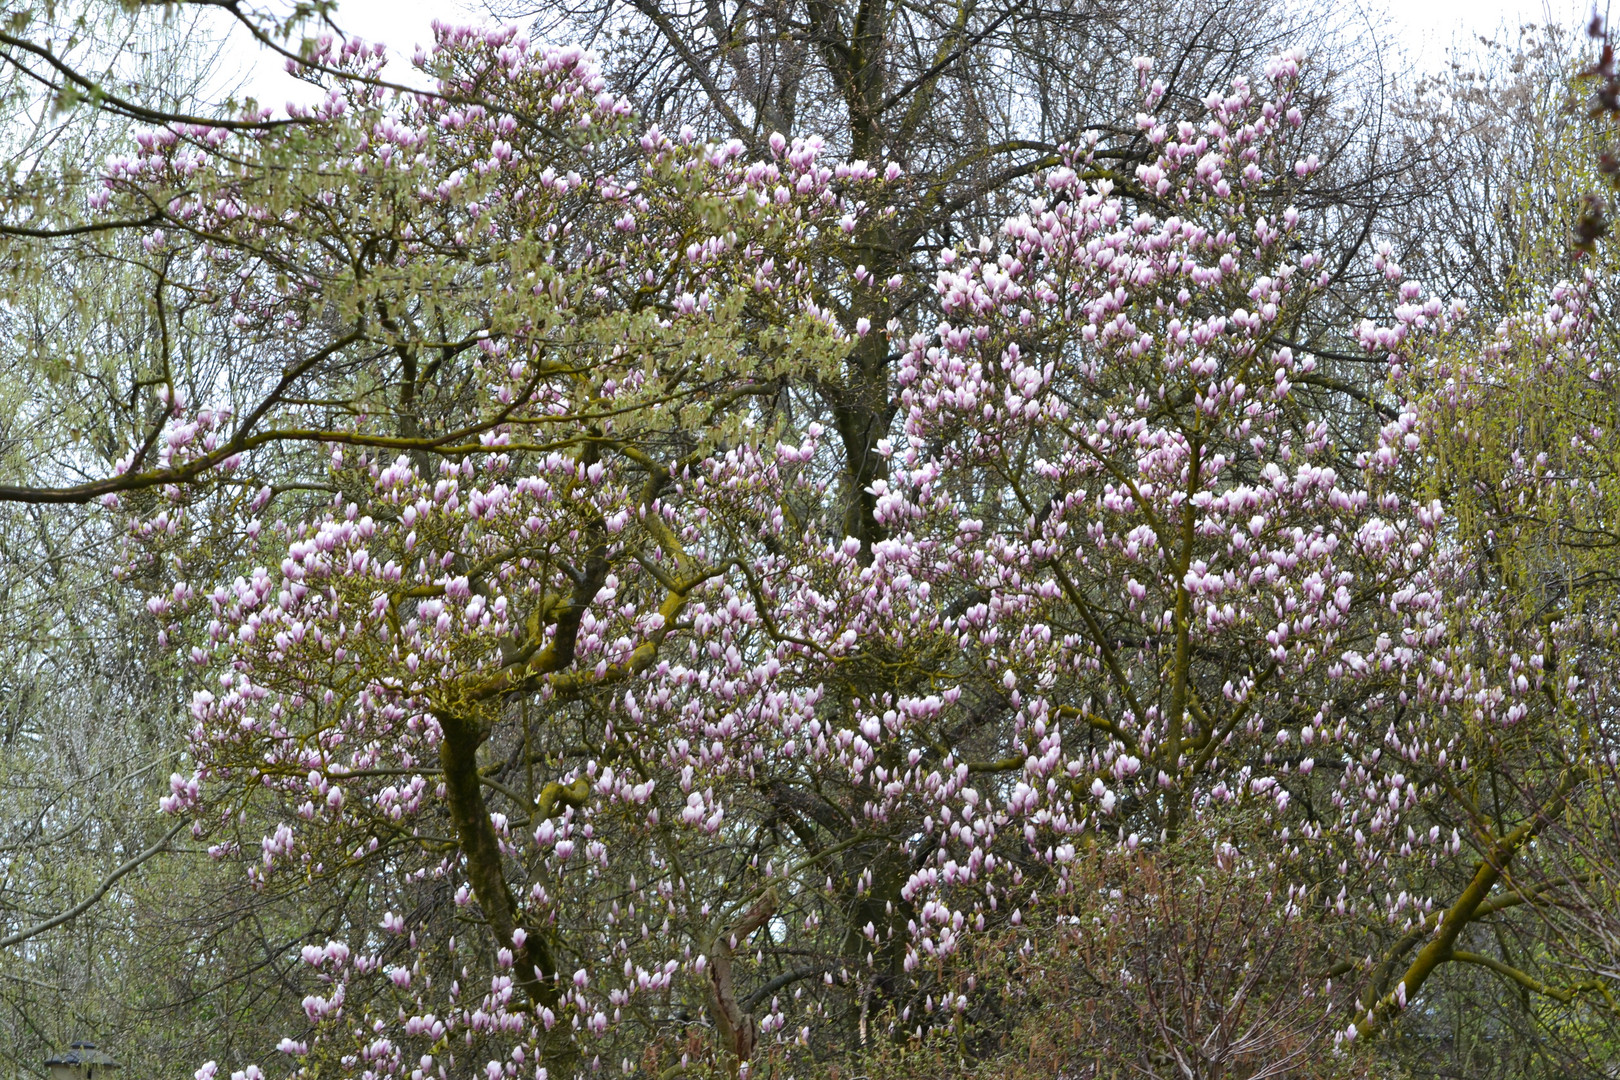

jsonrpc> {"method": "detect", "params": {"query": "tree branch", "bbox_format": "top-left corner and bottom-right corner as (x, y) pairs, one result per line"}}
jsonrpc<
(0, 819), (186, 949)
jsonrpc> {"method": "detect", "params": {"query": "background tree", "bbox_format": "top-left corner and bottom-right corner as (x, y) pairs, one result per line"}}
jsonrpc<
(0, 4), (328, 1074)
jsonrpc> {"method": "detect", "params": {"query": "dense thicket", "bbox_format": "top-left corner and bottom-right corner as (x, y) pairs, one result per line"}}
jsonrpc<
(1, 4), (1618, 1080)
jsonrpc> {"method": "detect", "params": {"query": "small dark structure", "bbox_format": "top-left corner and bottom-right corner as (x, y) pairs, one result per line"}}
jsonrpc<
(45, 1041), (122, 1080)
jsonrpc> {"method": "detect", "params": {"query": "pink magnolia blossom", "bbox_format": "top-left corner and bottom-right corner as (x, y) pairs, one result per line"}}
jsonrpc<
(108, 33), (1618, 1077)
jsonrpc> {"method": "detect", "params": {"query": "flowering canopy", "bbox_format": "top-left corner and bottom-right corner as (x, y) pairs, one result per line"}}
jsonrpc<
(107, 31), (1620, 1080)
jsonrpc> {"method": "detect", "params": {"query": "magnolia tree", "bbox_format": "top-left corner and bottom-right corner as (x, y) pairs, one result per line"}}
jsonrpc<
(105, 31), (1620, 1080)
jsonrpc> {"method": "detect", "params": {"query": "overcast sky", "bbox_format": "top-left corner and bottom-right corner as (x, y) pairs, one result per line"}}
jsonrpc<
(199, 0), (1592, 119)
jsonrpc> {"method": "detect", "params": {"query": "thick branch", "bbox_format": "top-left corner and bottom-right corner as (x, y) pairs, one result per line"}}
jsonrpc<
(1357, 769), (1581, 1038)
(706, 889), (779, 1066)
(436, 709), (559, 1007)
(1448, 950), (1618, 1009)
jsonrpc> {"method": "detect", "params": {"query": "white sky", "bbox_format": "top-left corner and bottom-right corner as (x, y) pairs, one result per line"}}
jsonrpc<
(1390, 0), (1591, 59)
(198, 0), (1591, 118)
